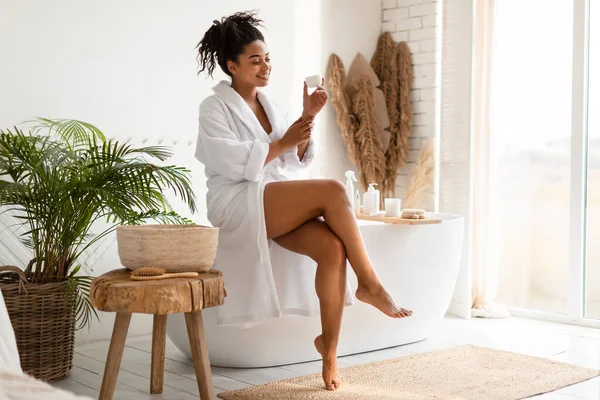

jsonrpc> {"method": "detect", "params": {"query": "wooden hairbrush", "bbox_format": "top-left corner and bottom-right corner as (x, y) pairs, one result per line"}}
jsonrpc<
(130, 267), (198, 281)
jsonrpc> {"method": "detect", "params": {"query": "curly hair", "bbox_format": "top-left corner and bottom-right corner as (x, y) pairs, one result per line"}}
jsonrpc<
(196, 11), (265, 77)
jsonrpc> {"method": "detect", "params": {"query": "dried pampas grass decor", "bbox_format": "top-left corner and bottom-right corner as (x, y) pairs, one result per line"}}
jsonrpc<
(327, 54), (358, 163)
(351, 75), (386, 192)
(385, 41), (413, 197)
(328, 38), (418, 201)
(404, 137), (436, 210)
(371, 32), (398, 155)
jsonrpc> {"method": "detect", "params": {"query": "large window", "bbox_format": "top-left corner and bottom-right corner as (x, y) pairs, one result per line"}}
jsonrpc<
(492, 0), (574, 315)
(491, 0), (597, 323)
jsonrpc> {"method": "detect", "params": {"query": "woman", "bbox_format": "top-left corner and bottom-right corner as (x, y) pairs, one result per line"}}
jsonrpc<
(195, 11), (412, 391)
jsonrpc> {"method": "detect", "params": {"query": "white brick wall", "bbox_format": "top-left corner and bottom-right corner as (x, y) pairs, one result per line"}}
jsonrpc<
(381, 0), (439, 197)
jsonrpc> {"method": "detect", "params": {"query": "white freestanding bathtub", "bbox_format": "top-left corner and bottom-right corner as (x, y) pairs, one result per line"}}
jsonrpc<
(167, 212), (464, 368)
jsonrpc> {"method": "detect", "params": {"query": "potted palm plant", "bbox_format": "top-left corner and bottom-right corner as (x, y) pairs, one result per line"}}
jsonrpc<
(0, 118), (197, 381)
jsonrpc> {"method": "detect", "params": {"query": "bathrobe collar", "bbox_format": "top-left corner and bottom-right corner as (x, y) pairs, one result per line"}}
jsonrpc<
(212, 80), (285, 141)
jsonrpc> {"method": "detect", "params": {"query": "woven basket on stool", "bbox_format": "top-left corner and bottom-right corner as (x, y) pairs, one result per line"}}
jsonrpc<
(116, 224), (219, 272)
(0, 266), (76, 382)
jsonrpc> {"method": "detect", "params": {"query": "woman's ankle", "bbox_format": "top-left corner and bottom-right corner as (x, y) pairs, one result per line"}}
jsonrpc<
(357, 278), (382, 294)
(316, 334), (338, 358)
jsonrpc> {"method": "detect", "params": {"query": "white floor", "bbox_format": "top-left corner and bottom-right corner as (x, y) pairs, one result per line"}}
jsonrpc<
(51, 315), (600, 399)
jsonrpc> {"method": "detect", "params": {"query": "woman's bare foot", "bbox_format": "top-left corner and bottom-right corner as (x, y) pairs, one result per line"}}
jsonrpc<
(314, 335), (341, 391)
(355, 284), (413, 318)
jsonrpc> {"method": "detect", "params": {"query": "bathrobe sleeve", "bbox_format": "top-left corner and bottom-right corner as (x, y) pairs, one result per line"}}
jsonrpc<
(195, 99), (269, 183)
(281, 139), (315, 172)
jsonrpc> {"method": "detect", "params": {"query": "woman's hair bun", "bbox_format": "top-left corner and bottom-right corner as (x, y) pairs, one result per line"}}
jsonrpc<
(196, 10), (265, 78)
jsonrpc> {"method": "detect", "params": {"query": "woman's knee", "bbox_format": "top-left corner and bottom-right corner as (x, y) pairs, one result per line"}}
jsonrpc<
(322, 179), (350, 207)
(314, 232), (346, 266)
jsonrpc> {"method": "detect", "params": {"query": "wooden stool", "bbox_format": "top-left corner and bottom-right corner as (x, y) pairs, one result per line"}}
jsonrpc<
(90, 268), (225, 400)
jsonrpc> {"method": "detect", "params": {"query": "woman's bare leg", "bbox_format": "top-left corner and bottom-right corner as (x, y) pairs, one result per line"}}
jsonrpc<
(273, 219), (345, 391)
(264, 179), (412, 318)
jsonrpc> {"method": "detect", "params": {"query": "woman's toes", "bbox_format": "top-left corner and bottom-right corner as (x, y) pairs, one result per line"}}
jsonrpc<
(397, 308), (412, 318)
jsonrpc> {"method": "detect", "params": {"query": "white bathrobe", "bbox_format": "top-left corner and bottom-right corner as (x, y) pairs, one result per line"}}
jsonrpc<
(195, 81), (353, 328)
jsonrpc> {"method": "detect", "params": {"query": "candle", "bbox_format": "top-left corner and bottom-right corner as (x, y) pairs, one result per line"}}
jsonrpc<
(384, 198), (402, 217)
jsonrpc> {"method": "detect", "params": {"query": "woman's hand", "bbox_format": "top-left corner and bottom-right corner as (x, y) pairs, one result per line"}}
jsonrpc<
(279, 116), (314, 151)
(302, 78), (328, 118)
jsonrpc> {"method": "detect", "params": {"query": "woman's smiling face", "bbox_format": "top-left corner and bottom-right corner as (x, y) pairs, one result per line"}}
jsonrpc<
(227, 40), (272, 87)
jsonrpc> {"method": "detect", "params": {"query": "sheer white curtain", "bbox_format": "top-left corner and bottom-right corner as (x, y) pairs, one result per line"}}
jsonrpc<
(470, 0), (510, 318)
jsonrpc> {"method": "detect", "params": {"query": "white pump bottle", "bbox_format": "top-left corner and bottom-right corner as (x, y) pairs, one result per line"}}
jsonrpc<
(363, 183), (380, 215)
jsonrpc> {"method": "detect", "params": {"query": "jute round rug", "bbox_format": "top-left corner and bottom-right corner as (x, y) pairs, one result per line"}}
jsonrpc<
(217, 345), (599, 399)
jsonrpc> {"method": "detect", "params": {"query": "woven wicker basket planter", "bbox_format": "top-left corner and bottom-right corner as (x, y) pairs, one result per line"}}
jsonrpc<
(0, 266), (76, 382)
(116, 224), (219, 272)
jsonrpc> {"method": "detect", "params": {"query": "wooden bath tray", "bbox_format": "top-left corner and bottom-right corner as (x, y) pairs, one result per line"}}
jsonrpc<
(356, 214), (442, 225)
